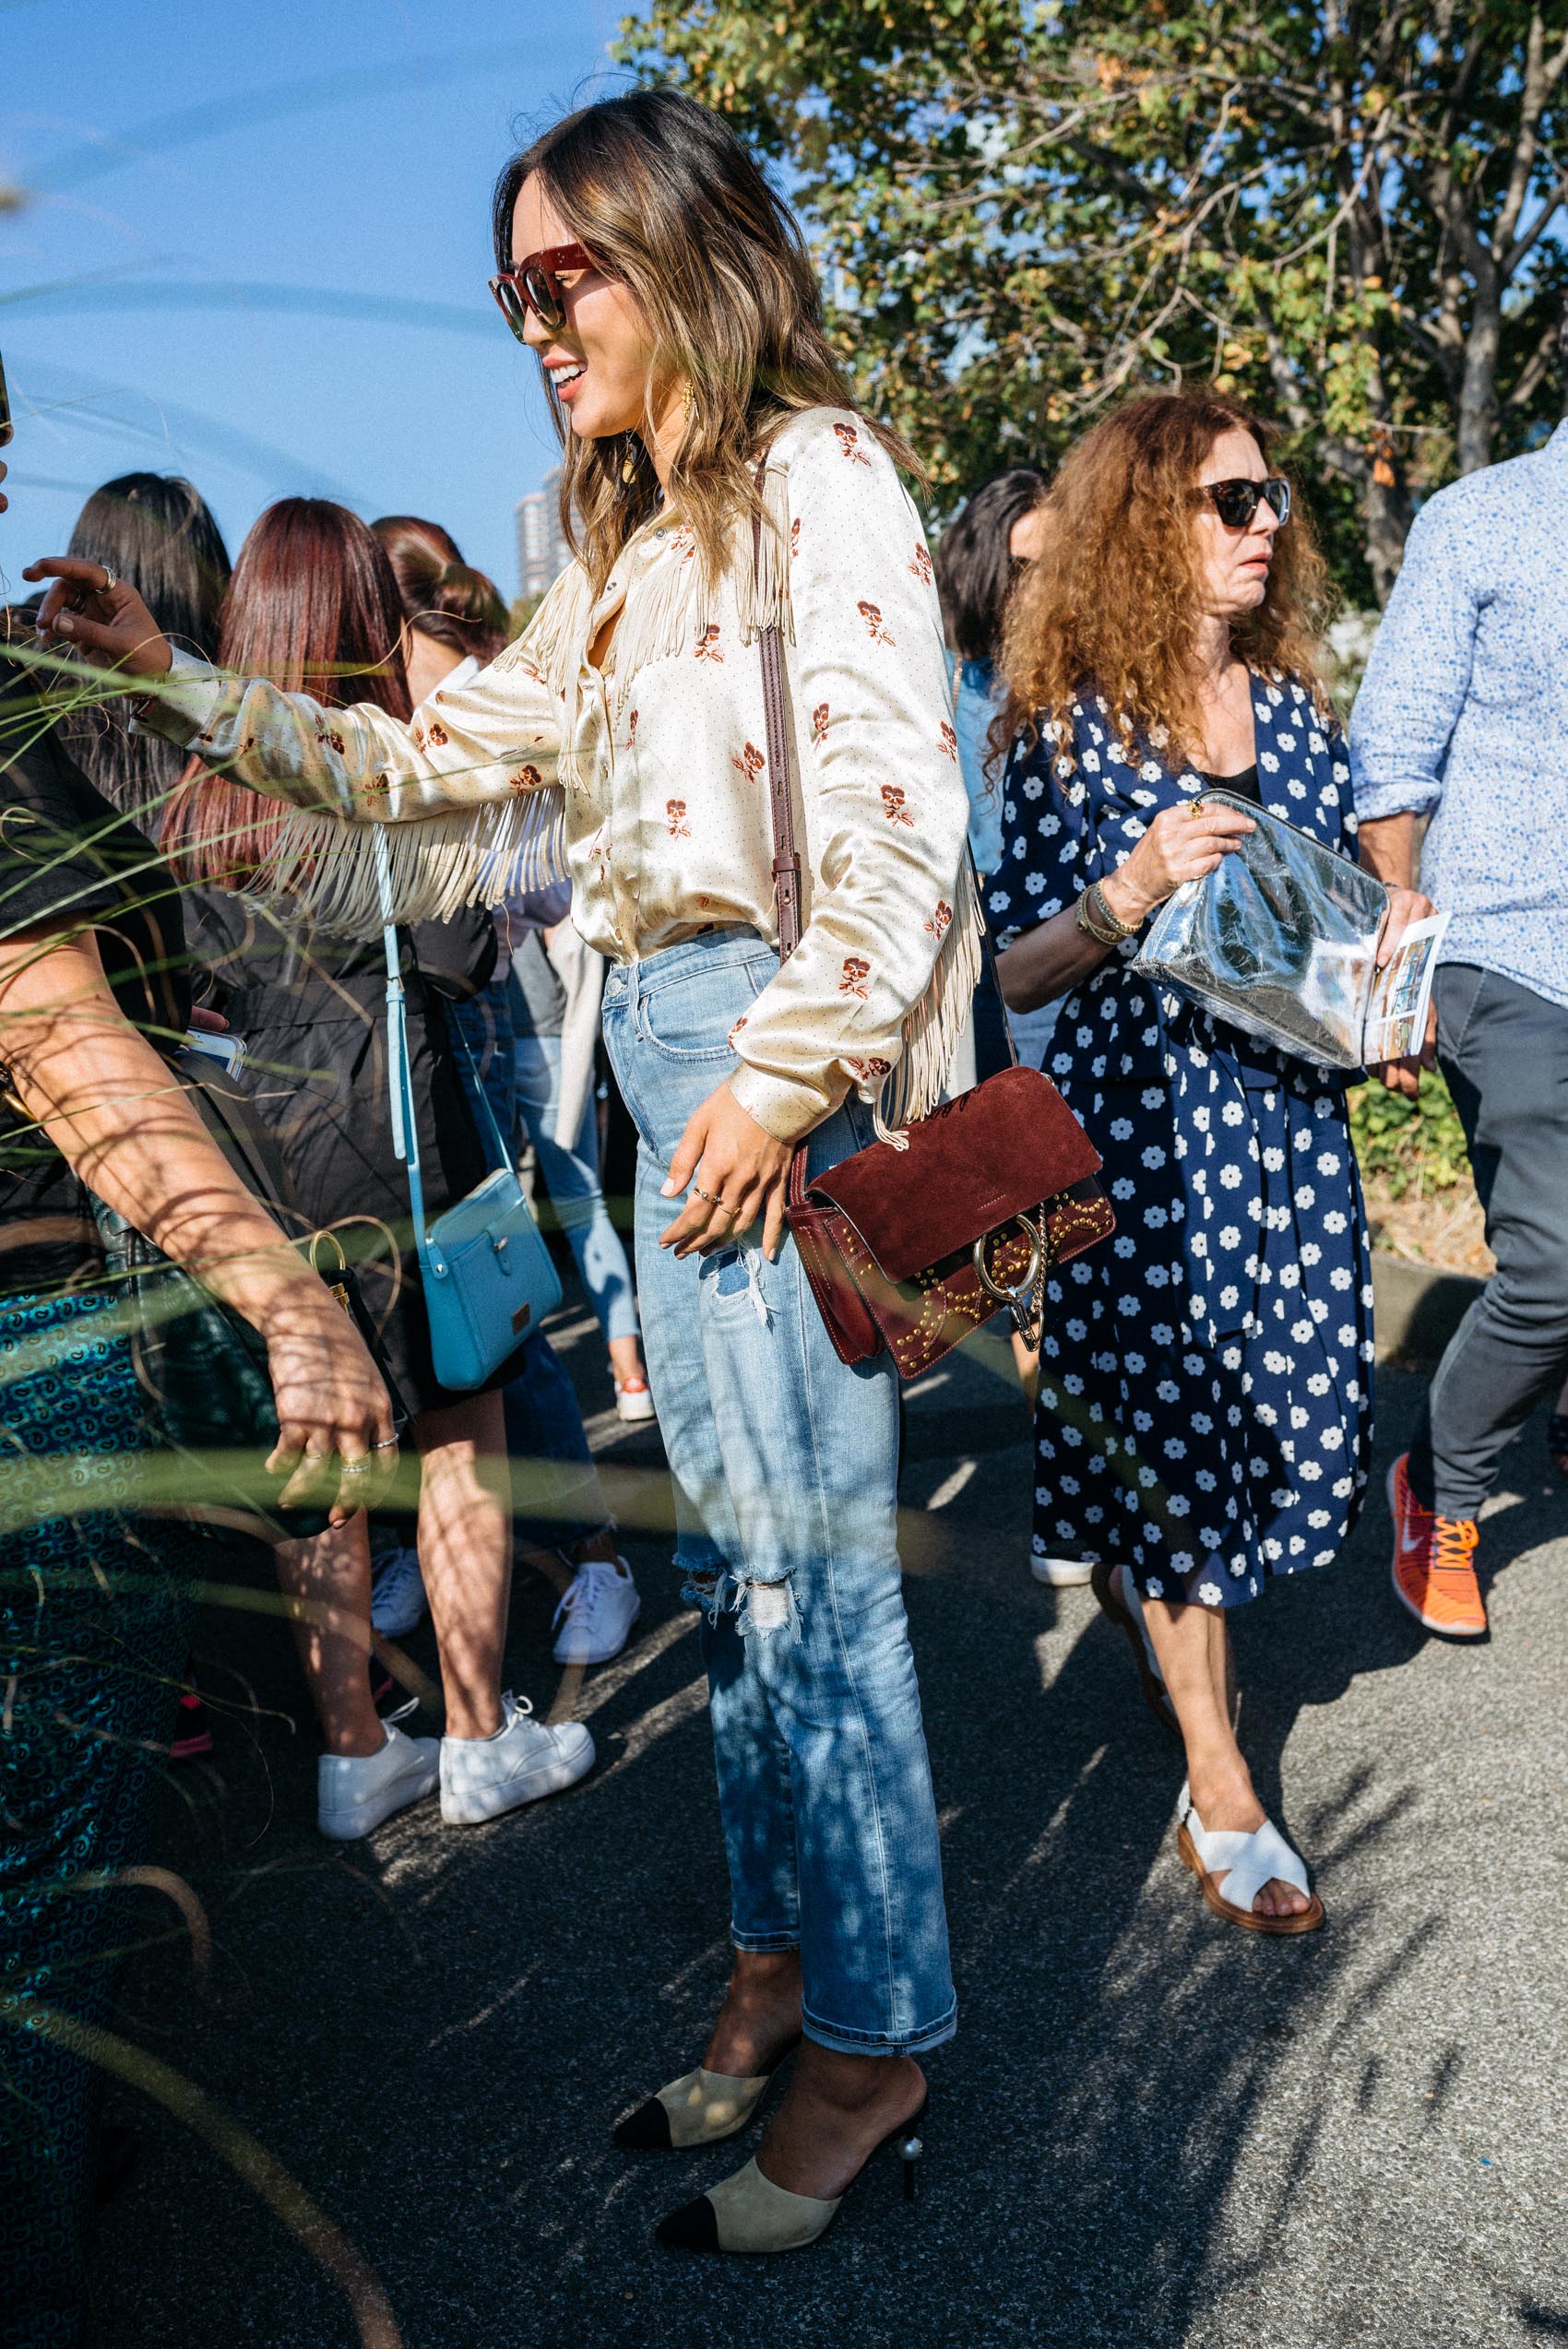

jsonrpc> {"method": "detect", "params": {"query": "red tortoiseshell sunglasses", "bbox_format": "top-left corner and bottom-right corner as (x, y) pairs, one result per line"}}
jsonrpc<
(488, 243), (598, 341)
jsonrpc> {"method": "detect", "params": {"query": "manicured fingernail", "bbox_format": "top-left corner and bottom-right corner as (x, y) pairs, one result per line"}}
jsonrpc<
(659, 1178), (676, 1196)
(56, 615), (74, 635)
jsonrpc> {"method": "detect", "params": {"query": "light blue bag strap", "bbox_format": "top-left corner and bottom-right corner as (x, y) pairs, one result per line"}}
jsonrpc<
(374, 827), (445, 1275)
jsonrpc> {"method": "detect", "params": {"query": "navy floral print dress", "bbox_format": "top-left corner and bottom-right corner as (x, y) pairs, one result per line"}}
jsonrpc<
(990, 674), (1375, 1608)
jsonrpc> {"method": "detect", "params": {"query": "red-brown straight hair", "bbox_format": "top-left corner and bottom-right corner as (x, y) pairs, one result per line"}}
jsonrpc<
(161, 497), (411, 884)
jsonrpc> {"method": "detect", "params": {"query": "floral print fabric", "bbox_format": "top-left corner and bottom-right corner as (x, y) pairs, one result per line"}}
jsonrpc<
(989, 677), (1375, 1607)
(142, 409), (973, 1146)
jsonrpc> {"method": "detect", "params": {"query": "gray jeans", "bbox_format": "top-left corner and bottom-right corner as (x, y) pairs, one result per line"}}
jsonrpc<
(1408, 965), (1568, 1518)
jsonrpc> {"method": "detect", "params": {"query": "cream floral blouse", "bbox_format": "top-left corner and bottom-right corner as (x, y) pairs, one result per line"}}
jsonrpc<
(142, 407), (977, 1145)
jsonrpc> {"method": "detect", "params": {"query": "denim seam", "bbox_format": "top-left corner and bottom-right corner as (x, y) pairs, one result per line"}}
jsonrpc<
(801, 1989), (958, 2059)
(792, 1238), (903, 2046)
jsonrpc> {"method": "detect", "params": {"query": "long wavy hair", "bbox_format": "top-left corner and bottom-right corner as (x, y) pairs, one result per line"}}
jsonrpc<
(161, 499), (410, 884)
(63, 473), (231, 818)
(371, 514), (509, 667)
(492, 87), (917, 594)
(995, 391), (1334, 773)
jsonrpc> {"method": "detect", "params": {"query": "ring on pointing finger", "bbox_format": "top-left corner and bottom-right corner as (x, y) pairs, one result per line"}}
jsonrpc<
(98, 568), (118, 594)
(1186, 798), (1204, 820)
(372, 1437), (399, 1453)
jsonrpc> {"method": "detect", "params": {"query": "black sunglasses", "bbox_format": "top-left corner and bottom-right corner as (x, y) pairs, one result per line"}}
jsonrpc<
(1199, 477), (1292, 529)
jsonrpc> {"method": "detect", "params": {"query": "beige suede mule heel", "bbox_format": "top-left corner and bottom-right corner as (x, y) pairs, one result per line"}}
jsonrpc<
(612, 2037), (801, 2152)
(654, 2095), (928, 2255)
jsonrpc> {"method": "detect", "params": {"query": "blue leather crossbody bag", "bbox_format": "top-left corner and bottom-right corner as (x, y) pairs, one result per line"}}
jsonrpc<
(374, 830), (561, 1390)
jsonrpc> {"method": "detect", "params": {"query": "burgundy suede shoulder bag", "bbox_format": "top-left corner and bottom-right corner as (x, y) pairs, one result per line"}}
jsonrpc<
(751, 497), (1114, 1381)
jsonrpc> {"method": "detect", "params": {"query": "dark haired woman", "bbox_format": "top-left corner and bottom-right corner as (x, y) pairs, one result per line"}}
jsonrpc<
(30, 84), (973, 2252)
(988, 391), (1433, 1931)
(61, 471), (231, 820)
(935, 463), (1048, 882)
(160, 498), (595, 1838)
(1, 455), (390, 2349)
(371, 511), (646, 1668)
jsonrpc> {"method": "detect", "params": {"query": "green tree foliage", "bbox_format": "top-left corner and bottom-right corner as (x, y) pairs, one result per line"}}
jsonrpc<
(618, 1), (1568, 602)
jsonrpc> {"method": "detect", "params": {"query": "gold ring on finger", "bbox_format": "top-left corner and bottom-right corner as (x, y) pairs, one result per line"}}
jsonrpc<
(1186, 798), (1204, 820)
(692, 1182), (726, 1207)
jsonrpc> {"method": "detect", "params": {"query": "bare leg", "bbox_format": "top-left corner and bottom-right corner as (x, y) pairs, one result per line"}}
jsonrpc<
(757, 2045), (927, 2201)
(702, 1948), (803, 2076)
(415, 1390), (510, 1741)
(608, 1334), (648, 1389)
(1134, 1575), (1310, 1921)
(275, 1515), (382, 1758)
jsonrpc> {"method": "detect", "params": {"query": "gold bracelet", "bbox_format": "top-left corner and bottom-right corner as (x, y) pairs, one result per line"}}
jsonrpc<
(1075, 887), (1123, 947)
(1088, 878), (1143, 942)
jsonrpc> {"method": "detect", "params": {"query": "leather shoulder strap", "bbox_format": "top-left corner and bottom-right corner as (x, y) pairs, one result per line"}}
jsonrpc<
(753, 458), (802, 963)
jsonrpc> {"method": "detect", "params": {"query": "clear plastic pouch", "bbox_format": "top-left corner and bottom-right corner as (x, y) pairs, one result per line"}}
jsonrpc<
(1132, 791), (1390, 1069)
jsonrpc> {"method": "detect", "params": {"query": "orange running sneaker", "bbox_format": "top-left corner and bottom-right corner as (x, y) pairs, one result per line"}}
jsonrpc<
(1387, 1453), (1485, 1638)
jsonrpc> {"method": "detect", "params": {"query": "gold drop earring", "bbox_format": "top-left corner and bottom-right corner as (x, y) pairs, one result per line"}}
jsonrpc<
(621, 439), (637, 486)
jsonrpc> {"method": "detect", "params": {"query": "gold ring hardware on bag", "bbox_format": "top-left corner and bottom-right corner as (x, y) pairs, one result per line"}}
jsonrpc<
(972, 1211), (1050, 1342)
(308, 1229), (354, 1317)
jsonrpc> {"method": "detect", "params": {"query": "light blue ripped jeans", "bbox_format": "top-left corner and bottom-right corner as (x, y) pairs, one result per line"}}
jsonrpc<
(601, 929), (956, 2058)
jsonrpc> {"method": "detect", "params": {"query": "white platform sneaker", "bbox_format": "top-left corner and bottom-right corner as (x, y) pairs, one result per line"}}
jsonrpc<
(317, 1721), (440, 1841)
(440, 1692), (595, 1825)
(1031, 1554), (1093, 1588)
(552, 1556), (642, 1666)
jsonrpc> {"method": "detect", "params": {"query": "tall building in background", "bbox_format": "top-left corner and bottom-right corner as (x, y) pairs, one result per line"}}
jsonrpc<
(516, 465), (571, 598)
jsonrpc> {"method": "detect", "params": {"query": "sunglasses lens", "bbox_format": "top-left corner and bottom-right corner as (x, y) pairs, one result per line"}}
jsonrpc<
(490, 277), (530, 343)
(522, 266), (565, 334)
(1264, 479), (1291, 525)
(1214, 483), (1255, 528)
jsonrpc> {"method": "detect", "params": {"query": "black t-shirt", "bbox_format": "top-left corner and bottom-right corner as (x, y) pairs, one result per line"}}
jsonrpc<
(0, 647), (191, 1298)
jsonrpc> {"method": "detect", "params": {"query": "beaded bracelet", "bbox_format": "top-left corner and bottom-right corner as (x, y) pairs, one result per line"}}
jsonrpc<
(1088, 878), (1143, 942)
(1074, 887), (1123, 947)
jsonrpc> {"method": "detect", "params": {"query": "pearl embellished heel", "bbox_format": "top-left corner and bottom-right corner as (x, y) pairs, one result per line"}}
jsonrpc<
(654, 2095), (929, 2255)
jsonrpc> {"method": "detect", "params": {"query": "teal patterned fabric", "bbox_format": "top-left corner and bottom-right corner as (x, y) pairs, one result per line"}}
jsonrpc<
(1, 1286), (196, 2349)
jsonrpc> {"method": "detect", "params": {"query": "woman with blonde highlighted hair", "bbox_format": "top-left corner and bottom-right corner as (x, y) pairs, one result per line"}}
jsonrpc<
(30, 84), (970, 2255)
(989, 390), (1432, 1937)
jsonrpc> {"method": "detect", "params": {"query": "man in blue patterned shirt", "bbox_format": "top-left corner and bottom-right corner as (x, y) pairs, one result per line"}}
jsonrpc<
(1351, 382), (1568, 1644)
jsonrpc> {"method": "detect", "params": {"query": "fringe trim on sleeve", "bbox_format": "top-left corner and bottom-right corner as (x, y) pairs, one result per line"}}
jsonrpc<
(872, 858), (985, 1147)
(237, 788), (567, 937)
(734, 460), (795, 648)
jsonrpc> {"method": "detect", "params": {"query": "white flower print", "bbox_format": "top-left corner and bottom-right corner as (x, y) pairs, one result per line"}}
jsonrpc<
(1197, 1581), (1223, 1606)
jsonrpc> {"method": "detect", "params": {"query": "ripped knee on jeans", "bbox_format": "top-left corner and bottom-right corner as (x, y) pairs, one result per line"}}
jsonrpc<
(680, 1566), (801, 1642)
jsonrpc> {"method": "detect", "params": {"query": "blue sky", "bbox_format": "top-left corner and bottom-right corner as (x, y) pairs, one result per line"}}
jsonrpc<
(1, 1), (625, 603)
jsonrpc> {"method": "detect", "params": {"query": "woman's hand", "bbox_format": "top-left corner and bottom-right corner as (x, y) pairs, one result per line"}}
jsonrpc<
(1099, 798), (1256, 928)
(1369, 883), (1439, 1100)
(249, 1274), (398, 1524)
(659, 1081), (795, 1261)
(21, 556), (173, 675)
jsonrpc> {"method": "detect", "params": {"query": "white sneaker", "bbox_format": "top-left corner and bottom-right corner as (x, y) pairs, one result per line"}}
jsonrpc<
(552, 1556), (642, 1666)
(440, 1692), (595, 1825)
(1031, 1555), (1094, 1588)
(371, 1544), (427, 1637)
(318, 1722), (439, 1841)
(614, 1376), (658, 1424)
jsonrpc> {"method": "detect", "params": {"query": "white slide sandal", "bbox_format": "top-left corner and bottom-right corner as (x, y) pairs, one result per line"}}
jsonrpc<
(1176, 1782), (1324, 1936)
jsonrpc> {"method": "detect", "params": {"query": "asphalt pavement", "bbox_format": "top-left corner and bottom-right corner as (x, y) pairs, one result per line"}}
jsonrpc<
(89, 1283), (1568, 2349)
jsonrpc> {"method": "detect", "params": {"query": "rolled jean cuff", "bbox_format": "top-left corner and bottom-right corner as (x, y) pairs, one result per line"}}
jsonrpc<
(802, 1992), (957, 2059)
(731, 1928), (800, 1955)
